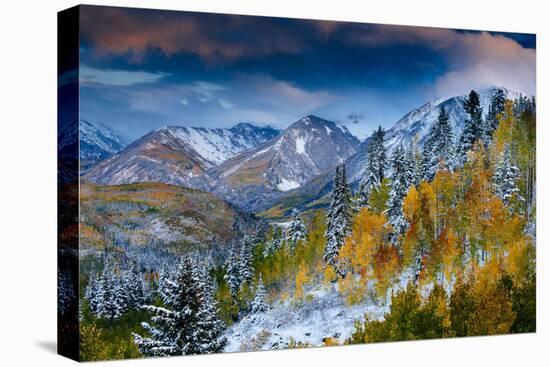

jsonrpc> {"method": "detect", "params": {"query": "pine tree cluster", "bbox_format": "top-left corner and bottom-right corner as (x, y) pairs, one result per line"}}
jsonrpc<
(85, 258), (147, 320)
(132, 256), (226, 356)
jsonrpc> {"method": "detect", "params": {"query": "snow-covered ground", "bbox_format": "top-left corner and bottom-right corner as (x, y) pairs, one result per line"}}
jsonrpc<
(223, 268), (429, 352)
(223, 284), (389, 352)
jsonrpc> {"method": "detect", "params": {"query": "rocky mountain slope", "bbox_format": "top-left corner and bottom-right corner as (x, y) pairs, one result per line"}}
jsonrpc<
(84, 123), (280, 187)
(207, 115), (360, 211)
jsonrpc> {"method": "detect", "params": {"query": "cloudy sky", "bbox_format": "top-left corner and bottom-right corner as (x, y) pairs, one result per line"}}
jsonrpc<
(76, 5), (536, 140)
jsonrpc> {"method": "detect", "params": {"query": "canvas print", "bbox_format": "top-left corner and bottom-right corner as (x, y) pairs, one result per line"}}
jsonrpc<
(57, 5), (536, 362)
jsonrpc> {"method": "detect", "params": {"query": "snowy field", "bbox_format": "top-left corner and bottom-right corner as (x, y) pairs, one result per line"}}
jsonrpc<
(224, 284), (389, 352)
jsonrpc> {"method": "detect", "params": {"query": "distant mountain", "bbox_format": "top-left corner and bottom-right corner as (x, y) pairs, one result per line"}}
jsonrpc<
(58, 119), (128, 174)
(207, 115), (360, 211)
(83, 123), (280, 186)
(270, 87), (526, 216)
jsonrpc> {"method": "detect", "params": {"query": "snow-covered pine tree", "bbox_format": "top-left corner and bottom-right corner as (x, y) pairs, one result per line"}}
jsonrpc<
(387, 144), (410, 241)
(193, 261), (227, 353)
(324, 164), (353, 273)
(357, 126), (386, 207)
(123, 265), (145, 310)
(249, 275), (268, 313)
(133, 256), (226, 356)
(486, 88), (506, 133)
(96, 259), (122, 319)
(493, 143), (523, 205)
(286, 208), (308, 253)
(422, 106), (455, 181)
(85, 272), (100, 314)
(224, 243), (241, 296)
(457, 90), (484, 167)
(238, 236), (254, 288)
(404, 146), (418, 188)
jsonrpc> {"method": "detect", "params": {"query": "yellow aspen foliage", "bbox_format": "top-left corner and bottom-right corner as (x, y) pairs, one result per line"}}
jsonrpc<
(338, 273), (367, 305)
(492, 100), (515, 157)
(323, 337), (340, 346)
(481, 196), (524, 258)
(338, 208), (390, 278)
(403, 186), (420, 223)
(402, 186), (421, 266)
(323, 265), (337, 286)
(504, 239), (535, 282)
(429, 229), (459, 284)
(373, 244), (400, 300)
(294, 263), (309, 300)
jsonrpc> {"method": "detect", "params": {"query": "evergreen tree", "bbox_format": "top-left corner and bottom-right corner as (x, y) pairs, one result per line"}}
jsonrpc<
(358, 126), (386, 206)
(486, 88), (506, 132)
(387, 144), (410, 241)
(96, 258), (126, 320)
(224, 243), (241, 296)
(493, 144), (523, 205)
(123, 265), (145, 310)
(238, 236), (254, 288)
(250, 275), (268, 313)
(457, 90), (484, 166)
(133, 256), (226, 356)
(194, 261), (227, 353)
(263, 226), (284, 257)
(324, 164), (353, 272)
(422, 106), (455, 180)
(286, 209), (308, 253)
(85, 272), (100, 315)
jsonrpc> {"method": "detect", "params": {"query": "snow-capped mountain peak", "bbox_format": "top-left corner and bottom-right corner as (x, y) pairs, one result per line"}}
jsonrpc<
(208, 115), (360, 211)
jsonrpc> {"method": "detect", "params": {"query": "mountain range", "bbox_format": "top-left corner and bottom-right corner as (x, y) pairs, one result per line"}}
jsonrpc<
(84, 123), (280, 187)
(81, 86), (526, 214)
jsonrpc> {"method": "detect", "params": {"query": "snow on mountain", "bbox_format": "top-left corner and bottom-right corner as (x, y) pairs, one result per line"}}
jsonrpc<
(207, 115), (360, 211)
(83, 123), (280, 186)
(166, 123), (280, 165)
(58, 119), (129, 174)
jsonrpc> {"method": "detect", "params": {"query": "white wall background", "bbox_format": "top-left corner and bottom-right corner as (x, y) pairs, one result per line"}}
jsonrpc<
(0, 0), (547, 366)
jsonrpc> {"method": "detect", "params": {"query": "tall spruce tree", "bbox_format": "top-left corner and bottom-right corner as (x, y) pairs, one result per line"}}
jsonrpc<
(123, 265), (145, 310)
(387, 144), (410, 241)
(324, 164), (353, 272)
(493, 143), (523, 205)
(133, 256), (226, 356)
(422, 106), (455, 181)
(358, 126), (386, 207)
(224, 243), (241, 296)
(286, 209), (308, 253)
(457, 90), (484, 166)
(250, 275), (268, 313)
(486, 88), (506, 132)
(238, 236), (254, 288)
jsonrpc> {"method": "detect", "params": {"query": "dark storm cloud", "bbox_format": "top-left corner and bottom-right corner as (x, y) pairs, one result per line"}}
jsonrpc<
(78, 5), (535, 140)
